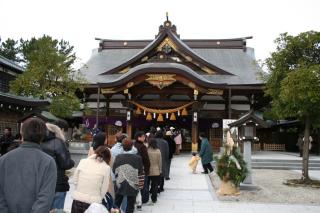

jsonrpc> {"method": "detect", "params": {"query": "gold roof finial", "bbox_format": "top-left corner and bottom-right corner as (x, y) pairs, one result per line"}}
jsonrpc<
(166, 12), (169, 21)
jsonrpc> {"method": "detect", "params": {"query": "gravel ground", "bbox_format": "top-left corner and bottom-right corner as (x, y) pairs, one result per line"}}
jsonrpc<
(210, 169), (320, 205)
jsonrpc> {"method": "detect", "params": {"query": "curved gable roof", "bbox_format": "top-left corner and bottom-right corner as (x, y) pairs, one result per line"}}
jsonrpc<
(100, 22), (233, 76)
(98, 63), (227, 88)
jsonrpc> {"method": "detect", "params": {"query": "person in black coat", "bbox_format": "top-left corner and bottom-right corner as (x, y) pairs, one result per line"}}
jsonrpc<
(134, 131), (150, 204)
(164, 131), (176, 180)
(41, 123), (75, 210)
(155, 131), (169, 192)
(0, 127), (14, 156)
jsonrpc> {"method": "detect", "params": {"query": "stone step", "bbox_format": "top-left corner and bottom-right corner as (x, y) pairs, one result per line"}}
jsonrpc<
(252, 162), (320, 167)
(252, 159), (320, 163)
(252, 165), (320, 170)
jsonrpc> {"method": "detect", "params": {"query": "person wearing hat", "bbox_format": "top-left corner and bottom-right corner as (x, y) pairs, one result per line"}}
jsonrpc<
(173, 129), (182, 155)
(164, 130), (176, 180)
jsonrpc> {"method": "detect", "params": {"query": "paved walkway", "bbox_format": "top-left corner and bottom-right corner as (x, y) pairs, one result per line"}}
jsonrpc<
(65, 154), (320, 213)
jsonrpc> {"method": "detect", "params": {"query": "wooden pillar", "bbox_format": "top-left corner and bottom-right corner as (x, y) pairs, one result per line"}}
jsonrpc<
(126, 110), (132, 139)
(96, 86), (100, 126)
(192, 111), (198, 152)
(105, 95), (109, 136)
(127, 121), (132, 139)
(106, 96), (110, 117)
(228, 88), (232, 119)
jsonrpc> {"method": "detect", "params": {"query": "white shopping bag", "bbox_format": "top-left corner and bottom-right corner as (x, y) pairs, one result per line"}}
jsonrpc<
(84, 203), (109, 213)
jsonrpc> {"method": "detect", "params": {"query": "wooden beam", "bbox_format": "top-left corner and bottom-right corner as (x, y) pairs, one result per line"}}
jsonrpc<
(192, 119), (198, 152)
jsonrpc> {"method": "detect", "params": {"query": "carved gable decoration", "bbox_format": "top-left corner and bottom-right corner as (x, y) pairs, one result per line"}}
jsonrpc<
(145, 74), (176, 90)
(157, 37), (177, 52)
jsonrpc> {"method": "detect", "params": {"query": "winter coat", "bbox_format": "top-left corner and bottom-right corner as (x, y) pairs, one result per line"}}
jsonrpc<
(199, 138), (213, 164)
(147, 148), (162, 176)
(155, 138), (169, 177)
(41, 131), (75, 192)
(134, 141), (150, 175)
(0, 142), (57, 213)
(112, 153), (144, 196)
(73, 154), (111, 204)
(174, 133), (182, 145)
(164, 135), (176, 159)
(111, 142), (137, 162)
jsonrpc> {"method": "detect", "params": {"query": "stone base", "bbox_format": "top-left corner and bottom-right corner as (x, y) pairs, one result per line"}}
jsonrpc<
(240, 183), (260, 191)
(217, 180), (240, 196)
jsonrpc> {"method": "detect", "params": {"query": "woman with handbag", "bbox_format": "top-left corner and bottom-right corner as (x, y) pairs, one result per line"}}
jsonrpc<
(71, 145), (111, 213)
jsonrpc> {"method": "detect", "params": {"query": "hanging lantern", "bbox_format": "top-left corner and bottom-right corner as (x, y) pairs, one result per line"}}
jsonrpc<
(157, 113), (164, 122)
(170, 113), (176, 121)
(181, 108), (188, 116)
(146, 112), (152, 121)
(166, 112), (169, 119)
(136, 107), (142, 115)
(153, 112), (156, 119)
(177, 110), (180, 116)
(143, 110), (146, 115)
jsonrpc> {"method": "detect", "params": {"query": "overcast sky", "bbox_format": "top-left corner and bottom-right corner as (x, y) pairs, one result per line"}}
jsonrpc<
(1, 0), (319, 68)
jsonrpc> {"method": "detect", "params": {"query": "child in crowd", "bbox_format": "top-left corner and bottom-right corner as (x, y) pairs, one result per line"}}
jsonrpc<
(188, 152), (200, 174)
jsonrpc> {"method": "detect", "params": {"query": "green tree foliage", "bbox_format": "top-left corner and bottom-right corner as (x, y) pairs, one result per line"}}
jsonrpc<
(264, 31), (320, 180)
(0, 38), (21, 62)
(10, 35), (85, 118)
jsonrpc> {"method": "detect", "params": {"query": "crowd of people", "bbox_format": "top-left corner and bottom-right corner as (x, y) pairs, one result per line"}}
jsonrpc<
(0, 120), (214, 213)
(71, 126), (180, 213)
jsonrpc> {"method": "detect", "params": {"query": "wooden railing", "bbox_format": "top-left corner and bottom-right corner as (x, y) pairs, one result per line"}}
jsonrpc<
(263, 143), (286, 151)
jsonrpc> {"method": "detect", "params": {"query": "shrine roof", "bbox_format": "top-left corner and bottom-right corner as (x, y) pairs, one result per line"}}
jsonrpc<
(81, 18), (263, 87)
(0, 55), (24, 73)
(0, 92), (50, 107)
(82, 48), (263, 86)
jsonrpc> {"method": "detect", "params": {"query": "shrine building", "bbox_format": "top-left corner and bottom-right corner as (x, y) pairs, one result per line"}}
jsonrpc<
(80, 18), (265, 151)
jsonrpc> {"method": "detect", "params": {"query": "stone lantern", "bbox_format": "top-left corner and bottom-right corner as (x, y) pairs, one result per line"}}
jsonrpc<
(228, 110), (268, 184)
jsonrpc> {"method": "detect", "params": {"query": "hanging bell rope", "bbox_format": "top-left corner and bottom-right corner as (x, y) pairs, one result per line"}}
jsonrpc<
(128, 100), (196, 114)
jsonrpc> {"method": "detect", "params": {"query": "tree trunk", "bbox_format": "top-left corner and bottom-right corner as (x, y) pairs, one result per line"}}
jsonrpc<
(302, 116), (311, 180)
(317, 128), (320, 156)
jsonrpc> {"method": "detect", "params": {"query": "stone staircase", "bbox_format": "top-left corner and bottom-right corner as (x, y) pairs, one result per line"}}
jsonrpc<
(252, 158), (320, 170)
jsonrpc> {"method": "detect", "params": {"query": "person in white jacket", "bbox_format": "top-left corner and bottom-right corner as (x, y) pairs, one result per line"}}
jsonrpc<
(71, 145), (111, 213)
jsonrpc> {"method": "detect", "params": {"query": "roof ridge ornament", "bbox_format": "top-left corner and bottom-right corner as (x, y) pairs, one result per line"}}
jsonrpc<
(157, 12), (179, 37)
